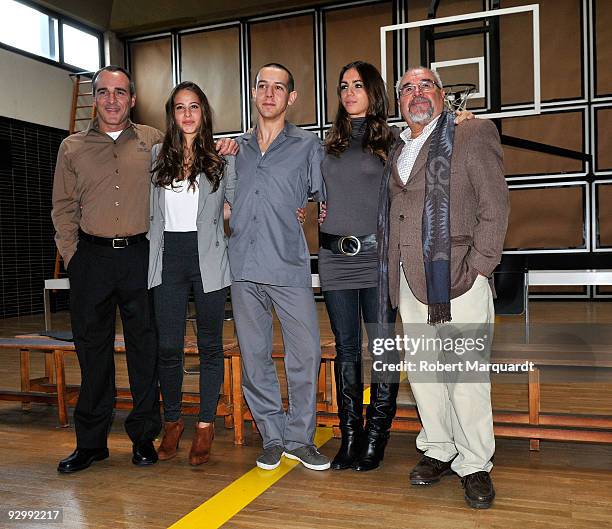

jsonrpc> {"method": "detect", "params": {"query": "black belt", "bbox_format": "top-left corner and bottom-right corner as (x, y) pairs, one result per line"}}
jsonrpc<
(320, 232), (376, 256)
(79, 229), (147, 249)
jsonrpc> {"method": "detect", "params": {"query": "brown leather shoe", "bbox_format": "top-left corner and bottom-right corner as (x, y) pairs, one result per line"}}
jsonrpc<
(410, 455), (454, 485)
(189, 423), (214, 466)
(157, 418), (184, 461)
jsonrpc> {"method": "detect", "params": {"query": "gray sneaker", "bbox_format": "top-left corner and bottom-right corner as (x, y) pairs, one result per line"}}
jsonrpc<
(283, 445), (330, 471)
(256, 445), (284, 470)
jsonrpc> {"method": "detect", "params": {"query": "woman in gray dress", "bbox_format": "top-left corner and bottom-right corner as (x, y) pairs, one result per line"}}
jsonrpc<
(318, 61), (397, 471)
(320, 61), (471, 471)
(148, 81), (235, 465)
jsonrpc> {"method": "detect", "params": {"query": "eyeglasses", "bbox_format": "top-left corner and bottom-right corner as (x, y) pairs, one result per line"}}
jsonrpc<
(397, 79), (440, 97)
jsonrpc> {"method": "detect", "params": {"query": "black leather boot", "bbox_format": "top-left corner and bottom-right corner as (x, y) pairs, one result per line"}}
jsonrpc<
(352, 380), (399, 471)
(331, 362), (363, 470)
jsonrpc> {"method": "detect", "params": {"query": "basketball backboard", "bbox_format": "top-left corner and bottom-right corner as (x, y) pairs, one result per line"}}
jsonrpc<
(380, 4), (541, 119)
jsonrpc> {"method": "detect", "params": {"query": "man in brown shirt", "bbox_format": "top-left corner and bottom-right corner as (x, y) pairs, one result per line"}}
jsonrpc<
(52, 66), (235, 473)
(52, 66), (164, 473)
(377, 67), (509, 508)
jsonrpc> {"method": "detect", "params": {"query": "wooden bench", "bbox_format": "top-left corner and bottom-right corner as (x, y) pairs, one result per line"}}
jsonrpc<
(0, 335), (337, 446)
(225, 340), (612, 449)
(389, 342), (612, 450)
(0, 336), (239, 429)
(0, 337), (77, 427)
(3, 336), (610, 449)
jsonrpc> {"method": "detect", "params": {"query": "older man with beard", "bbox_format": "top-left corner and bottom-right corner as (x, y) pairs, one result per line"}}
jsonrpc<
(377, 66), (509, 508)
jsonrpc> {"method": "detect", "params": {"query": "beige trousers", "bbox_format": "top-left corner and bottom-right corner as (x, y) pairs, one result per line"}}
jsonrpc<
(399, 269), (495, 476)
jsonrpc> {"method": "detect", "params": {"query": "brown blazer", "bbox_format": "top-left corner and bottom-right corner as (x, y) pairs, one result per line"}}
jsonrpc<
(387, 118), (509, 308)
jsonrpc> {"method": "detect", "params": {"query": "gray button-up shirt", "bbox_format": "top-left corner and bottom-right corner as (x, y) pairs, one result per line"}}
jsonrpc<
(229, 122), (325, 287)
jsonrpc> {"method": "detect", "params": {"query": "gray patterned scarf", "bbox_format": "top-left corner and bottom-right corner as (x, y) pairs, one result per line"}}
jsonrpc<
(422, 110), (455, 324)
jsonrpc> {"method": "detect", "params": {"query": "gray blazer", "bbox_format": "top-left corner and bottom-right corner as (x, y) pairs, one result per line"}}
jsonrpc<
(147, 143), (236, 293)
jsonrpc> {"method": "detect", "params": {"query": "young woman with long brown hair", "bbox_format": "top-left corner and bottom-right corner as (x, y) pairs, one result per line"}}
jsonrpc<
(148, 81), (235, 465)
(319, 61), (397, 472)
(320, 61), (472, 472)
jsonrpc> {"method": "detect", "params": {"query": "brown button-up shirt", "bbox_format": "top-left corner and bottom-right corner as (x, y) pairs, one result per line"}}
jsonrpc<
(51, 119), (163, 264)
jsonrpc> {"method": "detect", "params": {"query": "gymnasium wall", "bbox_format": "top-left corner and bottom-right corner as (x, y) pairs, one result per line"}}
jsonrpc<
(124, 0), (611, 299)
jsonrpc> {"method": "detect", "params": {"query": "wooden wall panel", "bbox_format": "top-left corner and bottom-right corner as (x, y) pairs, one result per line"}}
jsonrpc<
(324, 2), (394, 122)
(501, 0), (583, 105)
(530, 286), (586, 294)
(130, 38), (173, 131)
(597, 183), (612, 247)
(504, 186), (585, 250)
(595, 107), (612, 172)
(595, 0), (612, 96)
(249, 15), (316, 126)
(406, 0), (483, 22)
(304, 202), (320, 253)
(180, 28), (242, 134)
(501, 111), (584, 176)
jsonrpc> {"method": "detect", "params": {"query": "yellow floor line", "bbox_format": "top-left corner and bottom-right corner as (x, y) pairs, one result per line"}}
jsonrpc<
(168, 427), (334, 529)
(363, 385), (371, 405)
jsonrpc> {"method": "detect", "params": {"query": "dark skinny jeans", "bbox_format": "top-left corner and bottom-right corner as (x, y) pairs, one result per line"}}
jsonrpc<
(323, 286), (378, 364)
(153, 231), (227, 423)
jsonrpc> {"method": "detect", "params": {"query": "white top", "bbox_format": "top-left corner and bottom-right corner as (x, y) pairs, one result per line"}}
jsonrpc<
(164, 176), (199, 232)
(106, 130), (122, 140)
(397, 115), (440, 185)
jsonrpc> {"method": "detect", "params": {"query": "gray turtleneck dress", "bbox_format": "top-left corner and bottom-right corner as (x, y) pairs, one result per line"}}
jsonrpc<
(318, 118), (386, 291)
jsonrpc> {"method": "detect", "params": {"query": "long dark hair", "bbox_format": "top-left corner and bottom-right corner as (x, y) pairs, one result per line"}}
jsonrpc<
(325, 61), (394, 162)
(152, 81), (225, 192)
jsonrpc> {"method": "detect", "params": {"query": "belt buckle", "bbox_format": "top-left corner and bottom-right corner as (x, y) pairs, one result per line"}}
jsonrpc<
(112, 237), (128, 249)
(338, 235), (361, 256)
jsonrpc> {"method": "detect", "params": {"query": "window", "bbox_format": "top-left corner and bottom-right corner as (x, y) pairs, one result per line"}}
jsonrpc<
(0, 0), (101, 71)
(62, 23), (100, 71)
(0, 0), (58, 60)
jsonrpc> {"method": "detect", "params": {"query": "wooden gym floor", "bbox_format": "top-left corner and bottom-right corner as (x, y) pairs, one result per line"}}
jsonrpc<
(0, 302), (611, 529)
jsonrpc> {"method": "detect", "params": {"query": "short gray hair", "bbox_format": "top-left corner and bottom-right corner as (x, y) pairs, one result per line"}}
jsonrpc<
(395, 66), (443, 97)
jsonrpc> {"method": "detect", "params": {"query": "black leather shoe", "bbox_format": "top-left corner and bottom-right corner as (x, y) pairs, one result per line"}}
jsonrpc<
(410, 455), (454, 485)
(461, 471), (495, 509)
(132, 440), (158, 466)
(57, 448), (109, 474)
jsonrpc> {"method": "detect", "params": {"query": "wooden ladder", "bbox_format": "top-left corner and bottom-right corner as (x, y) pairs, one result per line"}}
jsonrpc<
(68, 71), (96, 134)
(53, 72), (97, 280)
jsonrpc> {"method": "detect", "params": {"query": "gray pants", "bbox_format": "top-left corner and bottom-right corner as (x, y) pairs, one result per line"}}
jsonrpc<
(231, 281), (321, 451)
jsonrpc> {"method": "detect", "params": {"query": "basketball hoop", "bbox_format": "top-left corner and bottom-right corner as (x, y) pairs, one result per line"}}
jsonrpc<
(443, 83), (477, 112)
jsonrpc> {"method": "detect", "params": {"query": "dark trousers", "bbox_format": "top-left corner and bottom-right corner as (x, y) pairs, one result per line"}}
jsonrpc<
(323, 287), (378, 363)
(68, 239), (161, 449)
(153, 232), (227, 423)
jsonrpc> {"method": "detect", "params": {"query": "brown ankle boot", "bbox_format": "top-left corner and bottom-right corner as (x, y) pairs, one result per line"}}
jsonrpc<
(157, 418), (184, 461)
(189, 423), (214, 466)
